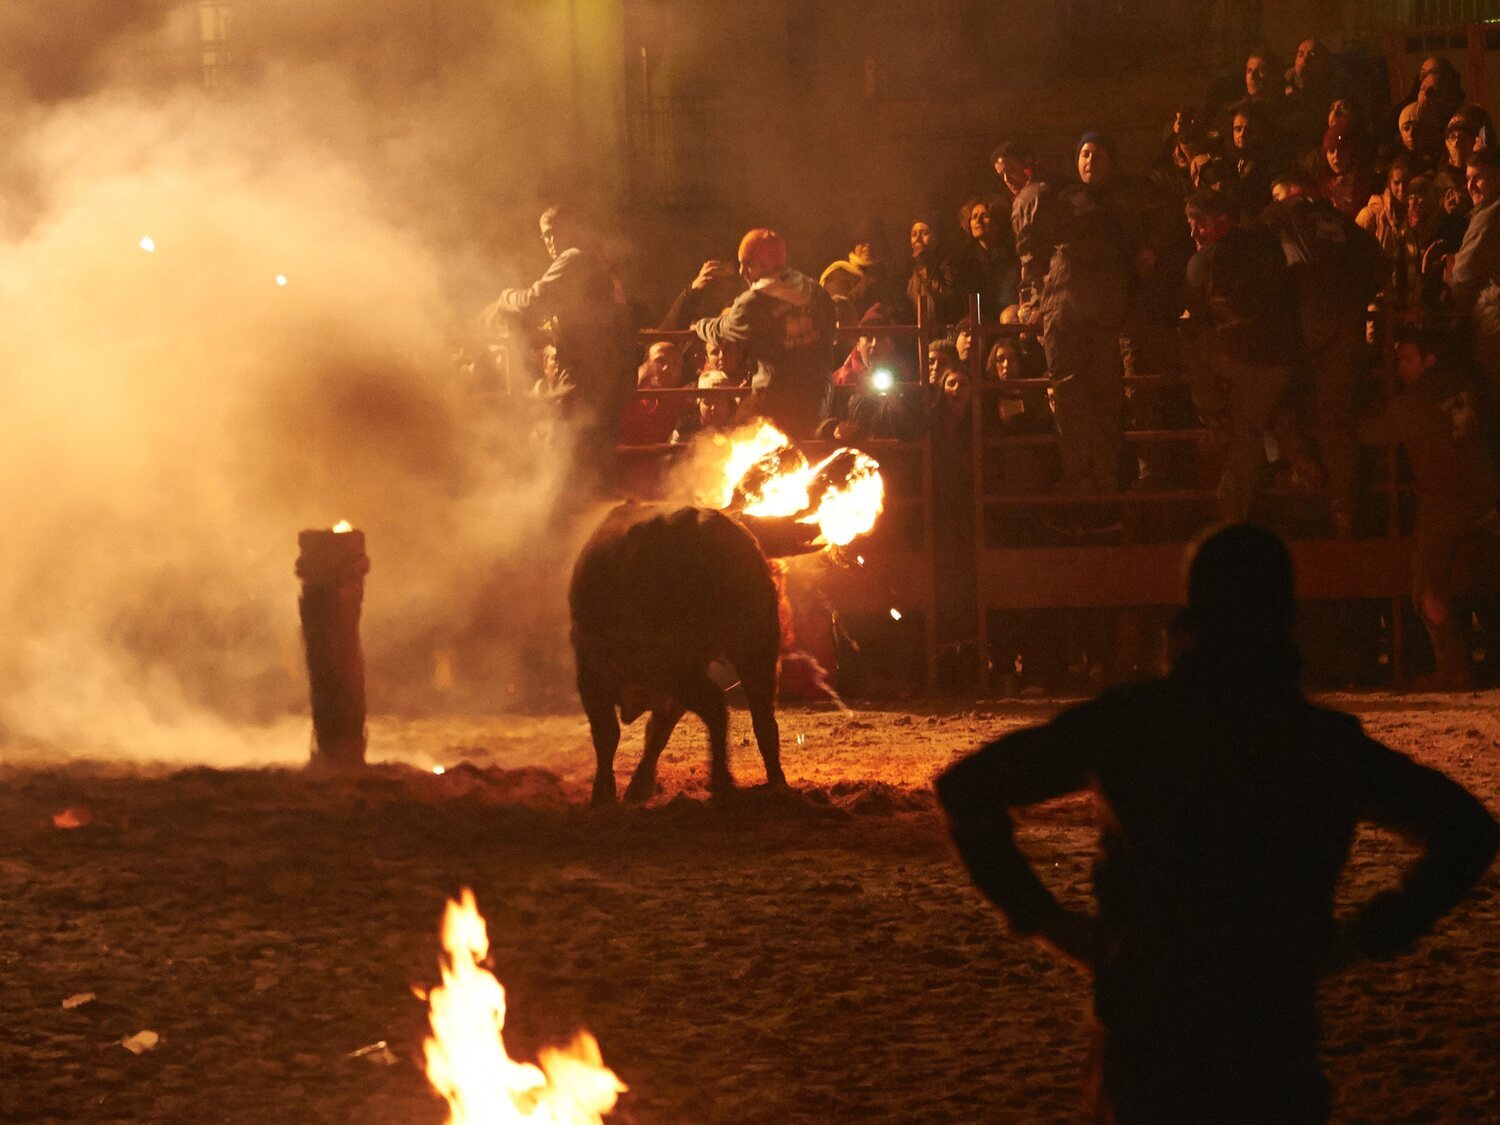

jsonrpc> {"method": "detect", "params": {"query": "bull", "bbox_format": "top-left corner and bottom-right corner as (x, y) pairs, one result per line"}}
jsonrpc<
(569, 502), (791, 804)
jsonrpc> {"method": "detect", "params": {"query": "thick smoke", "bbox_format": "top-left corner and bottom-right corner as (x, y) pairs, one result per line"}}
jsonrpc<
(0, 3), (601, 762)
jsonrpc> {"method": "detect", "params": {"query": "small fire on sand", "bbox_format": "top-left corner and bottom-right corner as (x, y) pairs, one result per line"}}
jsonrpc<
(422, 889), (625, 1123)
(715, 421), (884, 547)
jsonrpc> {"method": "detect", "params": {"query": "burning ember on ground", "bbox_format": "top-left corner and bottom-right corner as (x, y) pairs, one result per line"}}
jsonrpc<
(715, 422), (884, 547)
(423, 889), (625, 1124)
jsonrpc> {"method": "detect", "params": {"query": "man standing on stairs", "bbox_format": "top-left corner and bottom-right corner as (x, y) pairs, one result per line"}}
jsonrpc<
(1359, 325), (1500, 688)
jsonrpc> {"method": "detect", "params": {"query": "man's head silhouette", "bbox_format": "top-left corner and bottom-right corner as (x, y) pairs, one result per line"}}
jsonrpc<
(1178, 523), (1296, 645)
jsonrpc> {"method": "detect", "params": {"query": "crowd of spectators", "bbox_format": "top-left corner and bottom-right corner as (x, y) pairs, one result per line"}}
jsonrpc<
(494, 40), (1500, 690)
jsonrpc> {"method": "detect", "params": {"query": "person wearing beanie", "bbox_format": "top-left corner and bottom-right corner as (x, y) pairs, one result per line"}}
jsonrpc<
(692, 227), (836, 438)
(937, 522), (1499, 1124)
(671, 369), (742, 445)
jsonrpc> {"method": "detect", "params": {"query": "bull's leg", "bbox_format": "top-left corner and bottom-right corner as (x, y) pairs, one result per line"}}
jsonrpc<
(624, 704), (684, 804)
(683, 677), (734, 797)
(578, 669), (621, 805)
(737, 648), (786, 787)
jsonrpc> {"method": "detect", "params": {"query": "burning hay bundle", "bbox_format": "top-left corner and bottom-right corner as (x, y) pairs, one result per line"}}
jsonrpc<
(711, 421), (885, 553)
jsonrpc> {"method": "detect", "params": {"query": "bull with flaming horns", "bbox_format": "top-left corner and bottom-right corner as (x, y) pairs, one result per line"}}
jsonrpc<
(569, 424), (883, 803)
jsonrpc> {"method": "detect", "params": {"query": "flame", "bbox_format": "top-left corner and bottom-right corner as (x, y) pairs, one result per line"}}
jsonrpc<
(331, 520), (353, 533)
(716, 422), (884, 547)
(139, 235), (156, 253)
(424, 889), (625, 1124)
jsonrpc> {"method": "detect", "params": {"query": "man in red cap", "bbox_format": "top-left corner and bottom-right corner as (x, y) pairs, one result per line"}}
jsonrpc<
(692, 228), (836, 438)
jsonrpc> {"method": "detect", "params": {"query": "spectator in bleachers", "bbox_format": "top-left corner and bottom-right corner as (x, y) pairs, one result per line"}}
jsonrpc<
(1013, 132), (1134, 494)
(820, 308), (920, 442)
(658, 257), (745, 331)
(1183, 189), (1298, 522)
(820, 219), (905, 327)
(1446, 148), (1500, 399)
(1227, 104), (1280, 214)
(1393, 102), (1435, 166)
(1390, 175), (1443, 327)
(989, 139), (1038, 214)
(1318, 122), (1377, 220)
(927, 338), (960, 388)
(906, 217), (946, 329)
(485, 204), (631, 496)
(942, 197), (1019, 324)
(1263, 173), (1384, 534)
(1223, 47), (1288, 156)
(1416, 62), (1466, 141)
(1358, 326), (1499, 687)
(1358, 155), (1419, 253)
(951, 315), (976, 367)
(927, 364), (982, 679)
(1151, 119), (1209, 202)
(1282, 38), (1342, 156)
(617, 341), (687, 446)
(987, 337), (1054, 498)
(1442, 105), (1494, 184)
(702, 331), (752, 384)
(692, 227), (836, 439)
(831, 304), (906, 388)
(671, 370), (740, 445)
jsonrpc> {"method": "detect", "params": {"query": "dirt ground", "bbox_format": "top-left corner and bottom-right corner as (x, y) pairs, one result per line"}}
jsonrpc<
(2, 694), (1497, 1124)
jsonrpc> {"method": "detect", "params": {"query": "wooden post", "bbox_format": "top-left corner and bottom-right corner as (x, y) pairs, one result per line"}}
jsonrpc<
(297, 527), (370, 770)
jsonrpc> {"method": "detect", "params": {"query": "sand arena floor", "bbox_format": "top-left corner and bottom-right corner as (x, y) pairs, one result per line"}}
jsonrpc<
(2, 695), (1497, 1123)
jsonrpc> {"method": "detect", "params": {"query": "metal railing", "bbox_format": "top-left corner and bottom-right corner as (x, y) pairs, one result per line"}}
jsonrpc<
(617, 305), (1446, 691)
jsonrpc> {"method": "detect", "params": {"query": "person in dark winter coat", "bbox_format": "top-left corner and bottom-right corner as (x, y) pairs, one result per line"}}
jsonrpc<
(1358, 326), (1500, 687)
(942, 197), (1020, 323)
(1012, 132), (1134, 494)
(693, 228), (836, 439)
(1182, 190), (1299, 521)
(1261, 174), (1385, 534)
(937, 523), (1499, 1125)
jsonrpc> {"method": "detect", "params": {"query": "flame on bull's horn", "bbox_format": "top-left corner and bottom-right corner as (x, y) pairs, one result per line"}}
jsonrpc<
(423, 888), (625, 1124)
(715, 422), (885, 547)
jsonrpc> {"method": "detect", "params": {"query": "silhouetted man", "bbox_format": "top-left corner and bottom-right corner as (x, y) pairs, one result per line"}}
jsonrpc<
(937, 524), (1498, 1124)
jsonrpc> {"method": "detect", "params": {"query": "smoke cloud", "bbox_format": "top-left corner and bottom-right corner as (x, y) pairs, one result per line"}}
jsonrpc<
(0, 2), (604, 762)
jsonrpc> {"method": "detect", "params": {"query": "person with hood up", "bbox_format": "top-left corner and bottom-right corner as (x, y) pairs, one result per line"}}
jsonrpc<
(1012, 131), (1134, 494)
(693, 228), (836, 439)
(937, 522), (1499, 1125)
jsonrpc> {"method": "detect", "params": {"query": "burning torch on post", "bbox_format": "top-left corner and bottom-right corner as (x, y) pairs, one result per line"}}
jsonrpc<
(296, 521), (369, 770)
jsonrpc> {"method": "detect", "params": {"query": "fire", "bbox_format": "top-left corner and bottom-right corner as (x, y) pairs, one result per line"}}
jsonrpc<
(716, 422), (884, 547)
(331, 519), (353, 533)
(423, 889), (625, 1124)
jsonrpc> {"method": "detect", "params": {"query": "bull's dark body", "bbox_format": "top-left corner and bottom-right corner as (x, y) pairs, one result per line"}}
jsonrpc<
(569, 503), (785, 802)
